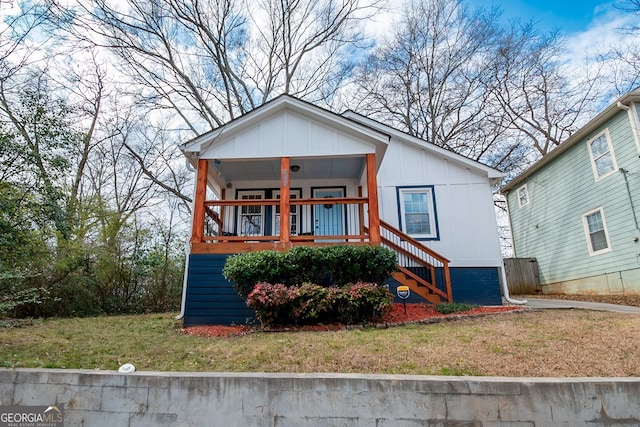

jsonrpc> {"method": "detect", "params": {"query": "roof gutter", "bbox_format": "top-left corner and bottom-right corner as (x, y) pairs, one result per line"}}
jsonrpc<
(501, 90), (640, 193)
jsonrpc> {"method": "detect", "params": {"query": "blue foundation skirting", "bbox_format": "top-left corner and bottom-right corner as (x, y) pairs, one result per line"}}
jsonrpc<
(184, 254), (502, 326)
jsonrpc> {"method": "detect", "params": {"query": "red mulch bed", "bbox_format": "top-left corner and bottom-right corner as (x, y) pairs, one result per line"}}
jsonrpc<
(183, 303), (523, 338)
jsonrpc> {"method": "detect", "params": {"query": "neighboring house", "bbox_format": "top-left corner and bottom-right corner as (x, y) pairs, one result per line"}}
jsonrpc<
(178, 95), (505, 326)
(502, 89), (640, 295)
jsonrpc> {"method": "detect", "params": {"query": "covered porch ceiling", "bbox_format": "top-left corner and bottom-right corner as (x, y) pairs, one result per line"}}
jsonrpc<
(209, 156), (366, 184)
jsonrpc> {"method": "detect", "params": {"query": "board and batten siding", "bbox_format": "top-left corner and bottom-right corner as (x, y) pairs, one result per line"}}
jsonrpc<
(200, 110), (379, 160)
(376, 137), (503, 269)
(508, 108), (640, 291)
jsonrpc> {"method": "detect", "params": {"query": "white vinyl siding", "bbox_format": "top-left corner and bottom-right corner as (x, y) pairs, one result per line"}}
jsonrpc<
(399, 187), (438, 239)
(517, 184), (529, 207)
(587, 129), (617, 180)
(582, 208), (611, 255)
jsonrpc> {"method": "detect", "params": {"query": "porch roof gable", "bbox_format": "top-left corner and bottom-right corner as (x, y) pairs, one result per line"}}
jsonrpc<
(180, 95), (390, 167)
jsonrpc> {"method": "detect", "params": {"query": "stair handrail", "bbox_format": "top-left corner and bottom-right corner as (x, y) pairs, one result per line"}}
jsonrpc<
(379, 220), (452, 303)
(380, 220), (449, 263)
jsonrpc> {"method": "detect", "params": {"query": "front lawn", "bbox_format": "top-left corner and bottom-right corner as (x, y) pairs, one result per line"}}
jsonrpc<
(2, 309), (640, 377)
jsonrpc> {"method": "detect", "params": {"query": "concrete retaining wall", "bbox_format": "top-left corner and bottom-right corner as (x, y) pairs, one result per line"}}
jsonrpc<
(2, 369), (640, 426)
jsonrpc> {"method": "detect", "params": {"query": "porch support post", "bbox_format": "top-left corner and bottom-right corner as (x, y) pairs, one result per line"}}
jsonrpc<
(366, 153), (381, 244)
(358, 186), (365, 241)
(191, 158), (208, 244)
(280, 157), (291, 243)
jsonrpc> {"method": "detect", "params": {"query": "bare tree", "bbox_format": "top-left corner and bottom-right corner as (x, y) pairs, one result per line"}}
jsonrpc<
(351, 0), (506, 162)
(595, 1), (640, 96)
(487, 22), (605, 158)
(247, 0), (377, 105)
(616, 0), (640, 28)
(603, 43), (640, 96)
(55, 0), (380, 132)
(47, 0), (381, 207)
(351, 0), (606, 174)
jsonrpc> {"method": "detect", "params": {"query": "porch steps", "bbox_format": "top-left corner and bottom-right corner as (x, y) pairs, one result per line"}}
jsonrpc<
(378, 220), (453, 304)
(391, 269), (443, 305)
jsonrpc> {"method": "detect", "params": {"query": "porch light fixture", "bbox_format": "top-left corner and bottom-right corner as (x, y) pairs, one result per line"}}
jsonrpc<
(290, 165), (300, 172)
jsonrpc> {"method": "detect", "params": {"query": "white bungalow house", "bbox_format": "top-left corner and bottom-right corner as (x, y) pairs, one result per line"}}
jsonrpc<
(178, 95), (505, 326)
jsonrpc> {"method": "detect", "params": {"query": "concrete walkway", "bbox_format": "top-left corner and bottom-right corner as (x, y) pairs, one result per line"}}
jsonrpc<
(522, 297), (640, 314)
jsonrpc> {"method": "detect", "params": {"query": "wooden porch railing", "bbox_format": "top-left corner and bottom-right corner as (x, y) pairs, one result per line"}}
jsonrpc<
(378, 220), (452, 303)
(193, 196), (376, 253)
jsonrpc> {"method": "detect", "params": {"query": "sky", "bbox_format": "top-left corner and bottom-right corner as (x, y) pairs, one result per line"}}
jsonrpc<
(377, 0), (638, 47)
(470, 0), (619, 34)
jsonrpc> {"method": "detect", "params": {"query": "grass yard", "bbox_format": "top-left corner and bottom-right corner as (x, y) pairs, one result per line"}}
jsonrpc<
(2, 308), (640, 377)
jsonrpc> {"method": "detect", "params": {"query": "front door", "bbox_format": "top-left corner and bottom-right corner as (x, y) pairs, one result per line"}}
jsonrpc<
(313, 188), (344, 240)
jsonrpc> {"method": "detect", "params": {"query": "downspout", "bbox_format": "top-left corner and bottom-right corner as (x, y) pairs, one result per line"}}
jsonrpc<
(620, 168), (640, 230)
(175, 156), (197, 320)
(500, 263), (527, 305)
(617, 101), (640, 232)
(617, 101), (630, 111)
(501, 189), (527, 304)
(617, 101), (640, 155)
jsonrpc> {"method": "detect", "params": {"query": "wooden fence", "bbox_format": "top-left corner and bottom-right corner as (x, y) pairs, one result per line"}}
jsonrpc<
(504, 257), (542, 295)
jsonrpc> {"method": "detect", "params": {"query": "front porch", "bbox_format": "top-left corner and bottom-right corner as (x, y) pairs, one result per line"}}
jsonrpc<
(190, 155), (382, 254)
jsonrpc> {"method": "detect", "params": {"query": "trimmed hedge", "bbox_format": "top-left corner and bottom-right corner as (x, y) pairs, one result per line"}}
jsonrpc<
(246, 282), (393, 327)
(223, 245), (398, 298)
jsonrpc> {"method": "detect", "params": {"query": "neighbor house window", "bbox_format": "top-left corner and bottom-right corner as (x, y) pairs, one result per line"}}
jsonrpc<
(582, 208), (611, 255)
(517, 184), (529, 207)
(398, 186), (439, 239)
(588, 130), (617, 180)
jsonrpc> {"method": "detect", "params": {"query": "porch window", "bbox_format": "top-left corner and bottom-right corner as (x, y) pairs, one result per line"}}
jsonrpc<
(273, 190), (301, 235)
(398, 186), (439, 240)
(588, 130), (617, 180)
(582, 208), (611, 255)
(238, 191), (264, 236)
(517, 184), (529, 207)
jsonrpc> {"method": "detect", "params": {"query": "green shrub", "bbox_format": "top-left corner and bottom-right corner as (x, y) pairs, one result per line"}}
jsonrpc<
(223, 245), (397, 298)
(223, 251), (288, 298)
(0, 286), (55, 318)
(246, 282), (393, 327)
(434, 302), (477, 314)
(334, 282), (394, 325)
(284, 246), (326, 285)
(327, 245), (398, 285)
(293, 283), (339, 324)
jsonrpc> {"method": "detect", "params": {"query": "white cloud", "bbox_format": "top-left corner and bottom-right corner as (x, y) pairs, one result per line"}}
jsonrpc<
(561, 6), (640, 101)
